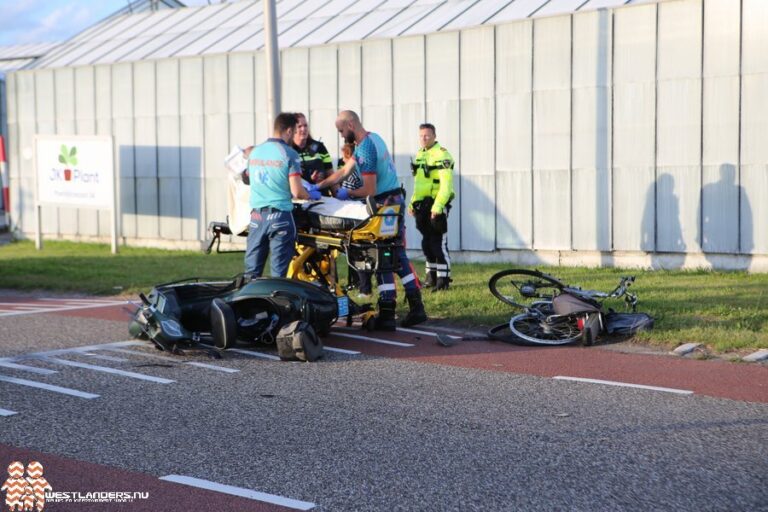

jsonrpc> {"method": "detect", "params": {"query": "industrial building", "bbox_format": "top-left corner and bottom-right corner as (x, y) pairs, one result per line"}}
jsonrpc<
(3, 0), (767, 270)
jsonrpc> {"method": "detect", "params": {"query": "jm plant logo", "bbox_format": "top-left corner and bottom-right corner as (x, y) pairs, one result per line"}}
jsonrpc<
(49, 145), (99, 184)
(1, 461), (52, 512)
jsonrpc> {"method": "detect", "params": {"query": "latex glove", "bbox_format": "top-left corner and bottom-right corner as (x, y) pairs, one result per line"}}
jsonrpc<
(308, 188), (322, 200)
(336, 187), (350, 200)
(307, 183), (319, 192)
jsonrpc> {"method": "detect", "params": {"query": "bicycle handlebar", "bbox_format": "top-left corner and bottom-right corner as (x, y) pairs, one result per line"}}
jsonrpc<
(564, 276), (635, 300)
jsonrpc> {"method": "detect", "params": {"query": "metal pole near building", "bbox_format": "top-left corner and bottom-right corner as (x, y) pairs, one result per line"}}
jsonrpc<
(263, 0), (281, 126)
(0, 135), (8, 228)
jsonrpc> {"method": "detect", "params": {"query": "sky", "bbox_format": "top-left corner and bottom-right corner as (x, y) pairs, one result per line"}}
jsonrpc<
(0, 0), (210, 46)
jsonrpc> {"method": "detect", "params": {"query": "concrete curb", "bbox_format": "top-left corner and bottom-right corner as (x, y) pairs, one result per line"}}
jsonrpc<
(742, 349), (768, 363)
(672, 343), (702, 356)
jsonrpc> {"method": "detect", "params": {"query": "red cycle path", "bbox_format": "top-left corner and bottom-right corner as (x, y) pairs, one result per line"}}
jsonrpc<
(323, 327), (768, 403)
(6, 298), (767, 404)
(0, 444), (292, 512)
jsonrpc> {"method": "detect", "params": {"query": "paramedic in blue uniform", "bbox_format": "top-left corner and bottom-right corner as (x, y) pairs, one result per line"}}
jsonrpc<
(244, 112), (317, 278)
(316, 110), (427, 330)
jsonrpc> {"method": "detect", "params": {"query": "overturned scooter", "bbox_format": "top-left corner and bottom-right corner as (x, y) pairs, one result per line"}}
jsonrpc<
(129, 274), (338, 361)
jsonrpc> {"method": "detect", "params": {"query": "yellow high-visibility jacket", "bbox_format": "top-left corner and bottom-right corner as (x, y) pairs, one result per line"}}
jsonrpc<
(409, 141), (455, 214)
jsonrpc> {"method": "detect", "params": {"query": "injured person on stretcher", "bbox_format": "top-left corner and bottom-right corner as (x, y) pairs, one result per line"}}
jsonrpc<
(206, 147), (406, 329)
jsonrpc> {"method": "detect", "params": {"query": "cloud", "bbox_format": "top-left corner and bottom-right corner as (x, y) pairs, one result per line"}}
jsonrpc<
(0, 0), (119, 45)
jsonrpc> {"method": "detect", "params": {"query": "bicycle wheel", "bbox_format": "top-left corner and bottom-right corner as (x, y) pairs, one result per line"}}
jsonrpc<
(509, 312), (582, 345)
(488, 269), (566, 309)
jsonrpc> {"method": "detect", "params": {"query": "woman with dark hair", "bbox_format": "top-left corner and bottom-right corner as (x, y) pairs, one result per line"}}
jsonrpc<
(291, 113), (333, 186)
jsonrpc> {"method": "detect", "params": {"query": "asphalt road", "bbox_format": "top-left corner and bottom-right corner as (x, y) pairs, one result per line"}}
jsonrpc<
(0, 295), (766, 511)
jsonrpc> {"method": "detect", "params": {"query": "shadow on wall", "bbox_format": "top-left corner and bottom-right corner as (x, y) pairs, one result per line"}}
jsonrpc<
(641, 174), (685, 269)
(640, 165), (754, 270)
(698, 163), (753, 268)
(119, 146), (203, 241)
(400, 160), (541, 266)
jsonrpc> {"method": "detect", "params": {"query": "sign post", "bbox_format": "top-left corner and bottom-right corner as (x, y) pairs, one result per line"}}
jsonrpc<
(34, 135), (117, 253)
(0, 135), (8, 228)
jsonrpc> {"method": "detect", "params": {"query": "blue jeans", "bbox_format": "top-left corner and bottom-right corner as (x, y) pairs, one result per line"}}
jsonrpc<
(244, 208), (296, 278)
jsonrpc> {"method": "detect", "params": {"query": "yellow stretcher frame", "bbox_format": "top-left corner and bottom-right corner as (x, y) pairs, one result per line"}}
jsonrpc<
(207, 201), (403, 328)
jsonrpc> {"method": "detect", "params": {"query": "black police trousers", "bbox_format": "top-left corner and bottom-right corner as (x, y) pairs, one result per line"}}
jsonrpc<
(413, 198), (451, 279)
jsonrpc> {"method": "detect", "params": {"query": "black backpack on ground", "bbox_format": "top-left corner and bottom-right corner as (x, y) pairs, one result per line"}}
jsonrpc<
(276, 321), (324, 362)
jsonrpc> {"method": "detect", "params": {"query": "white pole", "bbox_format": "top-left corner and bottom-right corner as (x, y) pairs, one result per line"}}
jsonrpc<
(110, 136), (118, 254)
(263, 0), (281, 126)
(33, 137), (42, 250)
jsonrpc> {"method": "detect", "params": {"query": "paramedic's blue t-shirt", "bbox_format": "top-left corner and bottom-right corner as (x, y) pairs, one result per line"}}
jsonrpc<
(248, 138), (301, 212)
(354, 132), (399, 195)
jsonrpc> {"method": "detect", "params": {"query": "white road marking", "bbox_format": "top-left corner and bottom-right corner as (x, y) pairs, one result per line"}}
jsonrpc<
(159, 475), (316, 510)
(396, 327), (461, 339)
(0, 303), (57, 309)
(40, 357), (175, 384)
(0, 408), (18, 417)
(323, 346), (361, 355)
(0, 301), (126, 317)
(101, 347), (183, 362)
(0, 374), (100, 399)
(184, 362), (239, 373)
(81, 353), (131, 363)
(0, 361), (58, 375)
(332, 332), (414, 347)
(103, 347), (240, 373)
(226, 348), (281, 361)
(0, 341), (144, 362)
(553, 376), (694, 395)
(38, 298), (122, 303)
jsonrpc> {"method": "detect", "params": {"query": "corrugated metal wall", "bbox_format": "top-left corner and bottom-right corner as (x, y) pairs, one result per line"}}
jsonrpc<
(5, 0), (768, 267)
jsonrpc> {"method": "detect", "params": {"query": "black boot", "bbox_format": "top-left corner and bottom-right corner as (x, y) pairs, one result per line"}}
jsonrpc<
(423, 269), (436, 288)
(372, 299), (397, 331)
(432, 277), (450, 292)
(401, 290), (427, 327)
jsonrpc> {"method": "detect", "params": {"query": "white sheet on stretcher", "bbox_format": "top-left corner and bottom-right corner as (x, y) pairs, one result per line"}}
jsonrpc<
(296, 197), (370, 220)
(226, 178), (370, 236)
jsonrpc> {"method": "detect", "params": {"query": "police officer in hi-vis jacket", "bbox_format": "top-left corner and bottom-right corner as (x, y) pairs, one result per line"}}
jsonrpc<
(408, 123), (455, 291)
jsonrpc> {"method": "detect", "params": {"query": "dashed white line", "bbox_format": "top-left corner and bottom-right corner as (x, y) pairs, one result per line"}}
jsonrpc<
(100, 347), (180, 361)
(323, 346), (361, 355)
(0, 408), (18, 417)
(159, 475), (316, 510)
(40, 357), (175, 384)
(81, 353), (131, 363)
(0, 374), (100, 399)
(184, 362), (239, 373)
(553, 376), (694, 395)
(332, 332), (414, 347)
(0, 361), (58, 375)
(0, 340), (144, 362)
(226, 348), (281, 361)
(0, 302), (126, 317)
(396, 327), (461, 339)
(38, 298), (122, 304)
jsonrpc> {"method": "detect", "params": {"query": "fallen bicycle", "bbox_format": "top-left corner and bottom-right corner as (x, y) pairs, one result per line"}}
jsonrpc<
(487, 269), (653, 346)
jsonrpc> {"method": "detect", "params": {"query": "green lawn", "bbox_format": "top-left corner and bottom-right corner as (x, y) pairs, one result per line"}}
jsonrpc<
(1, 240), (766, 354)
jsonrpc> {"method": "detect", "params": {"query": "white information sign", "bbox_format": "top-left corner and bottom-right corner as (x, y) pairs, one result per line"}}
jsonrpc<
(35, 135), (114, 208)
(33, 135), (118, 253)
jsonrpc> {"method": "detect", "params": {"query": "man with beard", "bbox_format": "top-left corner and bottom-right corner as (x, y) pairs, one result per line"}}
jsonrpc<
(316, 110), (427, 330)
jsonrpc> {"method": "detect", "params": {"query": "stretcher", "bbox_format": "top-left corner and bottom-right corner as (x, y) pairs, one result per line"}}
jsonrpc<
(205, 159), (404, 327)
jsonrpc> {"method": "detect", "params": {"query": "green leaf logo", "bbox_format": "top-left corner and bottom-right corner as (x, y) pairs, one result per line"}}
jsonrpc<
(59, 145), (79, 166)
